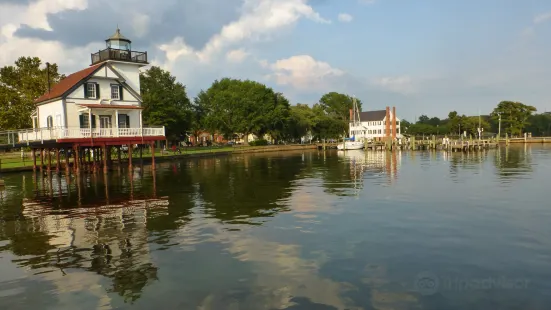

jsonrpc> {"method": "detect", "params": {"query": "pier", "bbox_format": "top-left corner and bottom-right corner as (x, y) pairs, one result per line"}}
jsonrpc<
(317, 136), (504, 152)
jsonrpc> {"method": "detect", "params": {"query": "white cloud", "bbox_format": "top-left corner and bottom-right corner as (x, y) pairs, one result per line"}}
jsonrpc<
(268, 55), (344, 90)
(226, 49), (249, 63)
(1, 0), (88, 31)
(0, 0), (91, 72)
(338, 13), (353, 23)
(158, 0), (330, 66)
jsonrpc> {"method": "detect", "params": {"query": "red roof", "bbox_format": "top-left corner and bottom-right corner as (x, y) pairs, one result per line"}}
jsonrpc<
(34, 63), (103, 104)
(78, 103), (143, 110)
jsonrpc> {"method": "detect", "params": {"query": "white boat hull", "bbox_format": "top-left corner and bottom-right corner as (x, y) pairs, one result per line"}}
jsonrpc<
(337, 141), (364, 150)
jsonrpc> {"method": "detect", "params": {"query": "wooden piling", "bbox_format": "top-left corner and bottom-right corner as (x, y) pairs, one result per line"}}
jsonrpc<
(32, 149), (37, 172)
(128, 144), (133, 171)
(74, 146), (80, 174)
(65, 148), (70, 173)
(56, 148), (60, 173)
(103, 145), (108, 173)
(151, 142), (156, 170)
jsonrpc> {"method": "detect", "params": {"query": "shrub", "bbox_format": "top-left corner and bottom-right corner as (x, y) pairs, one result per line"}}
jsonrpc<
(249, 139), (268, 146)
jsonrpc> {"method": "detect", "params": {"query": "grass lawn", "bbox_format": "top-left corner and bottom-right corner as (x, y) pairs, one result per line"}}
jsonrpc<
(0, 146), (240, 170)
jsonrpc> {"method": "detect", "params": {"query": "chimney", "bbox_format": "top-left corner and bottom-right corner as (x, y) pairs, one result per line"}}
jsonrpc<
(349, 109), (353, 122)
(385, 106), (390, 138)
(392, 106), (397, 140)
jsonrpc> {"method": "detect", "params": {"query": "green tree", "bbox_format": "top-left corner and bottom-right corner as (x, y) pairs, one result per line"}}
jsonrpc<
(318, 92), (363, 135)
(526, 114), (551, 136)
(312, 104), (343, 140)
(286, 104), (317, 141)
(0, 57), (63, 129)
(196, 78), (290, 145)
(417, 115), (430, 124)
(189, 90), (207, 142)
(491, 101), (537, 136)
(140, 66), (192, 141)
(265, 92), (291, 144)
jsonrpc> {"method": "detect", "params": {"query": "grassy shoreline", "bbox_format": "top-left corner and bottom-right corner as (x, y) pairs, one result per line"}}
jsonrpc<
(0, 144), (317, 173)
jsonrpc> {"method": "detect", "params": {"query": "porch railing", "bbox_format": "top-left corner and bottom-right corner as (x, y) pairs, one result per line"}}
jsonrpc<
(15, 127), (165, 143)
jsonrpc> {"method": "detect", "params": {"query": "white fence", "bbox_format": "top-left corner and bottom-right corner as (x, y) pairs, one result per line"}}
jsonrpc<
(15, 127), (165, 143)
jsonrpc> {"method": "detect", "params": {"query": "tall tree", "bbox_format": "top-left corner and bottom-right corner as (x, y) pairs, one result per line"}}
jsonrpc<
(318, 92), (363, 135)
(491, 101), (537, 136)
(196, 78), (289, 145)
(140, 66), (192, 140)
(286, 104), (317, 141)
(265, 92), (290, 144)
(417, 115), (430, 124)
(0, 57), (63, 129)
(526, 114), (551, 136)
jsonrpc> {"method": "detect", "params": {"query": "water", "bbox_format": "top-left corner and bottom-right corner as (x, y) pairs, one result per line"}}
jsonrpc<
(1, 146), (551, 310)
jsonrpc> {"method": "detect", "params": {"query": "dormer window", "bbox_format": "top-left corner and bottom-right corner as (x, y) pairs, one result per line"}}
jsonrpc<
(84, 83), (99, 99)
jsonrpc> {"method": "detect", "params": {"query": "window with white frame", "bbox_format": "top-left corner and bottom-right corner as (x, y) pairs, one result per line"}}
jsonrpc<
(111, 85), (120, 100)
(86, 83), (97, 98)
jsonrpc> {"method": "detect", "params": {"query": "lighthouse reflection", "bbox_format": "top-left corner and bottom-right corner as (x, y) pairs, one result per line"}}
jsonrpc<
(4, 170), (168, 304)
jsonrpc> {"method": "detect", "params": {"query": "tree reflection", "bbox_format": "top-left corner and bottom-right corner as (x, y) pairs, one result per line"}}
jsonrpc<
(187, 154), (304, 222)
(493, 145), (533, 180)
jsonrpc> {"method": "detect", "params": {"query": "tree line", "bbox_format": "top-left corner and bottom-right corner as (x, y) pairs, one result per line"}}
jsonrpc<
(403, 101), (549, 137)
(2, 57), (550, 143)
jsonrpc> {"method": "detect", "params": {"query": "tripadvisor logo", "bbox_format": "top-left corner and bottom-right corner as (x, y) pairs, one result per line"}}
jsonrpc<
(414, 271), (439, 296)
(413, 271), (530, 296)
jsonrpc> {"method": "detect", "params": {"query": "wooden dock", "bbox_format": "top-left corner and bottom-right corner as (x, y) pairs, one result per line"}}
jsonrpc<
(316, 136), (500, 152)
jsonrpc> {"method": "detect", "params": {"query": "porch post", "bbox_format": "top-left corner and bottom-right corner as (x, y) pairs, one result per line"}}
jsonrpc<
(88, 108), (92, 138)
(115, 110), (119, 137)
(139, 110), (143, 137)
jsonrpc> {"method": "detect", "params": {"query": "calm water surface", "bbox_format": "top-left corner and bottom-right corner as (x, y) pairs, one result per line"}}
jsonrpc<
(1, 146), (551, 310)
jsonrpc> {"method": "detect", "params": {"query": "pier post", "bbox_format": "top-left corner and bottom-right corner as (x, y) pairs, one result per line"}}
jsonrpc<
(56, 148), (60, 173)
(32, 149), (37, 172)
(103, 145), (108, 173)
(139, 145), (143, 166)
(151, 142), (156, 170)
(128, 143), (133, 171)
(117, 146), (122, 168)
(39, 148), (44, 172)
(65, 148), (70, 173)
(74, 145), (80, 174)
(47, 149), (51, 173)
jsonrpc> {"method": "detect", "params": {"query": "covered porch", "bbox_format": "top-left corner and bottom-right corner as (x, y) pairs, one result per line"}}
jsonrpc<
(17, 104), (164, 143)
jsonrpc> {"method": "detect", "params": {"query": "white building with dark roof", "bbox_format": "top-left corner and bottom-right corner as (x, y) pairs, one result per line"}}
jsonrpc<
(350, 106), (402, 141)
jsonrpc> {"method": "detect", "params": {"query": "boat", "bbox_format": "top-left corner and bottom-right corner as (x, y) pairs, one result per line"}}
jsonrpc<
(337, 137), (364, 150)
(337, 97), (365, 150)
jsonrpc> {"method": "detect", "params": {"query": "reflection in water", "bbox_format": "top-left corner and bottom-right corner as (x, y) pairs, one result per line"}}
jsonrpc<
(0, 147), (550, 309)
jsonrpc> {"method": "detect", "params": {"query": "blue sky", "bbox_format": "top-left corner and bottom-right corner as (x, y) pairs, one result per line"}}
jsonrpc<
(1, 0), (551, 121)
